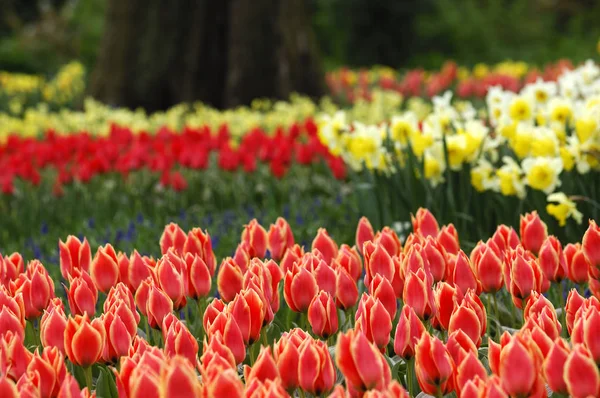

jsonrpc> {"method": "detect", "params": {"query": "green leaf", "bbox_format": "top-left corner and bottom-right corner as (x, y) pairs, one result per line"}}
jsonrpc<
(95, 366), (118, 398)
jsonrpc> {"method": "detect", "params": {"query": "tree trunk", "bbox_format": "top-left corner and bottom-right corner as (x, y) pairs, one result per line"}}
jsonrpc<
(89, 0), (324, 111)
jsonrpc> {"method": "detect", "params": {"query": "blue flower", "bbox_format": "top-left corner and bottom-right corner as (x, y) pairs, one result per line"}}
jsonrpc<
(136, 213), (144, 224)
(87, 218), (96, 229)
(40, 223), (49, 235)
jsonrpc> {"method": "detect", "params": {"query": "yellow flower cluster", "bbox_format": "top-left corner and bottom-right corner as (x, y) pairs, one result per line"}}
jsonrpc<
(318, 60), (600, 227)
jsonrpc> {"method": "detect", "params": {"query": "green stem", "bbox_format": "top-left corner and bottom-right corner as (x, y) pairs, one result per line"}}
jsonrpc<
(510, 298), (518, 328)
(492, 292), (500, 340)
(558, 282), (567, 337)
(144, 318), (151, 345)
(261, 327), (268, 347)
(407, 357), (415, 397)
(83, 366), (93, 392)
(298, 388), (306, 398)
(197, 298), (206, 344)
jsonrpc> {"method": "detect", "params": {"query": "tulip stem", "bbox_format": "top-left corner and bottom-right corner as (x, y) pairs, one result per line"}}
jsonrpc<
(492, 293), (500, 340)
(197, 298), (206, 344)
(406, 357), (415, 397)
(298, 389), (306, 398)
(83, 366), (93, 391)
(558, 282), (567, 337)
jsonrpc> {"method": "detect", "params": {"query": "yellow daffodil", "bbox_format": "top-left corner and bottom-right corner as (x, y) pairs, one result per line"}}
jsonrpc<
(546, 192), (583, 226)
(521, 156), (563, 194)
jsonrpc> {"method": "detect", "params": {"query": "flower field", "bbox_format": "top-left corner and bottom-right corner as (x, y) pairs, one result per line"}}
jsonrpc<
(0, 211), (598, 397)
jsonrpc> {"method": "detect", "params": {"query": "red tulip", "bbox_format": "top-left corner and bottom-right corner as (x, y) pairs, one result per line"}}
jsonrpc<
(437, 224), (459, 255)
(564, 243), (591, 284)
(116, 252), (130, 293)
(127, 250), (153, 293)
(16, 370), (41, 398)
(355, 294), (392, 351)
(335, 267), (359, 310)
(200, 333), (236, 376)
(280, 244), (304, 275)
(471, 240), (504, 293)
(40, 306), (67, 354)
(363, 242), (395, 287)
(183, 227), (216, 275)
(160, 356), (202, 397)
(298, 339), (335, 395)
(580, 306), (600, 363)
(583, 219), (600, 267)
(544, 338), (570, 395)
(228, 289), (265, 344)
(565, 344), (600, 398)
(216, 258), (243, 303)
(0, 253), (23, 287)
(146, 284), (173, 329)
(520, 211), (548, 255)
(205, 311), (246, 364)
(204, 369), (244, 398)
(162, 317), (198, 365)
(401, 244), (431, 284)
(495, 333), (544, 398)
(104, 282), (140, 326)
(101, 308), (134, 363)
(369, 274), (397, 319)
(538, 236), (567, 282)
(159, 222), (186, 255)
(505, 247), (544, 308)
(565, 289), (585, 334)
(335, 329), (391, 391)
(202, 299), (226, 333)
(27, 346), (67, 398)
(155, 250), (186, 309)
(432, 281), (462, 331)
(403, 268), (436, 321)
(0, 306), (24, 340)
(90, 244), (120, 293)
(414, 333), (454, 396)
(374, 227), (402, 257)
(447, 250), (482, 296)
(244, 347), (279, 383)
(524, 291), (561, 339)
(0, 331), (32, 381)
(65, 271), (97, 316)
(356, 217), (375, 255)
(0, 286), (25, 329)
(267, 217), (294, 261)
(308, 291), (338, 338)
(454, 351), (487, 396)
(313, 259), (337, 296)
(284, 264), (319, 313)
(411, 208), (439, 238)
(312, 228), (339, 265)
(10, 260), (55, 320)
(64, 314), (105, 367)
(233, 241), (251, 271)
(491, 224), (520, 257)
(394, 305), (425, 360)
(446, 329), (478, 365)
(423, 236), (447, 282)
(241, 219), (268, 259)
(0, 376), (17, 398)
(273, 329), (310, 391)
(57, 374), (94, 398)
(449, 299), (483, 347)
(59, 236), (91, 280)
(334, 244), (362, 282)
(244, 379), (288, 398)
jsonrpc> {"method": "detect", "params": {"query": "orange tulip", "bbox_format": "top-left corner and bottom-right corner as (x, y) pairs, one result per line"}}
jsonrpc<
(471, 240), (504, 293)
(200, 333), (236, 377)
(491, 224), (520, 256)
(335, 329), (391, 391)
(356, 217), (375, 255)
(496, 333), (544, 398)
(65, 271), (97, 316)
(414, 333), (454, 396)
(58, 235), (91, 280)
(155, 249), (187, 309)
(204, 369), (244, 398)
(454, 351), (487, 396)
(27, 346), (67, 398)
(101, 307), (134, 363)
(244, 347), (279, 384)
(411, 208), (440, 238)
(117, 252), (130, 290)
(374, 227), (402, 257)
(298, 339), (335, 395)
(423, 236), (447, 283)
(313, 259), (337, 296)
(446, 329), (478, 365)
(2, 253), (24, 285)
(394, 305), (425, 360)
(504, 247), (544, 308)
(448, 291), (486, 347)
(437, 224), (459, 255)
(583, 219), (600, 267)
(362, 381), (409, 398)
(564, 243), (591, 284)
(334, 244), (363, 282)
(335, 267), (359, 310)
(312, 228), (339, 265)
(564, 344), (600, 398)
(538, 236), (567, 282)
(283, 264), (318, 313)
(104, 282), (140, 326)
(159, 222), (186, 255)
(64, 314), (105, 368)
(57, 374), (94, 398)
(0, 286), (25, 329)
(432, 281), (462, 331)
(369, 274), (397, 319)
(90, 244), (120, 293)
(217, 257), (244, 302)
(146, 284), (173, 329)
(0, 306), (24, 340)
(0, 376), (17, 398)
(0, 331), (32, 381)
(280, 244), (304, 274)
(10, 260), (55, 319)
(183, 227), (216, 275)
(273, 328), (310, 391)
(544, 338), (570, 395)
(363, 242), (395, 287)
(524, 291), (561, 340)
(126, 250), (153, 293)
(403, 268), (436, 321)
(228, 289), (265, 344)
(233, 241), (251, 271)
(16, 370), (41, 398)
(267, 217), (294, 261)
(40, 306), (67, 354)
(162, 356), (204, 397)
(205, 311), (245, 364)
(244, 379), (288, 398)
(519, 211), (548, 255)
(162, 317), (198, 366)
(355, 294), (392, 351)
(202, 298), (226, 333)
(241, 219), (268, 259)
(307, 291), (338, 339)
(447, 250), (482, 296)
(565, 289), (585, 334)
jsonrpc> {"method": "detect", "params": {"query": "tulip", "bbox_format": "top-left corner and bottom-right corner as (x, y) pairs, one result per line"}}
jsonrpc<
(505, 248), (544, 308)
(162, 317), (198, 365)
(233, 241), (251, 271)
(64, 314), (105, 368)
(448, 251), (482, 296)
(565, 344), (600, 398)
(497, 333), (544, 398)
(369, 274), (397, 319)
(244, 347), (279, 383)
(313, 260), (337, 296)
(335, 329), (391, 391)
(580, 307), (600, 363)
(335, 267), (359, 310)
(65, 271), (97, 316)
(471, 240), (504, 293)
(356, 217), (375, 255)
(298, 339), (335, 395)
(204, 369), (244, 398)
(10, 260), (55, 320)
(202, 298), (226, 333)
(90, 244), (120, 293)
(104, 282), (140, 325)
(0, 331), (32, 381)
(241, 219), (268, 259)
(0, 286), (25, 328)
(491, 224), (520, 256)
(565, 289), (585, 334)
(583, 219), (600, 267)
(437, 224), (459, 255)
(200, 333), (236, 376)
(183, 227), (216, 275)
(355, 294), (392, 351)
(146, 284), (173, 329)
(563, 243), (590, 284)
(411, 208), (440, 238)
(27, 346), (67, 398)
(394, 306), (425, 360)
(363, 241), (395, 287)
(414, 333), (454, 396)
(159, 222), (186, 255)
(0, 306), (24, 340)
(520, 211), (548, 255)
(127, 250), (153, 292)
(423, 236), (447, 282)
(446, 329), (478, 365)
(538, 236), (567, 282)
(284, 265), (319, 313)
(459, 376), (487, 398)
(307, 291), (338, 339)
(59, 235), (91, 280)
(454, 351), (487, 396)
(267, 217), (294, 261)
(217, 258), (243, 302)
(544, 338), (570, 395)
(16, 371), (41, 398)
(449, 301), (483, 347)
(524, 292), (561, 338)
(228, 289), (265, 344)
(273, 331), (306, 391)
(160, 356), (203, 397)
(101, 309), (134, 363)
(264, 259), (284, 313)
(334, 244), (362, 282)
(401, 244), (430, 283)
(0, 376), (17, 398)
(312, 228), (339, 265)
(40, 306), (67, 353)
(403, 268), (436, 321)
(57, 374), (94, 398)
(432, 282), (462, 331)
(244, 379), (288, 398)
(375, 227), (402, 256)
(205, 311), (246, 364)
(155, 250), (187, 309)
(280, 244), (304, 275)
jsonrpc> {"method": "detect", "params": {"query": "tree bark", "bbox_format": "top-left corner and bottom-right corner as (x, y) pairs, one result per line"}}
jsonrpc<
(89, 0), (324, 111)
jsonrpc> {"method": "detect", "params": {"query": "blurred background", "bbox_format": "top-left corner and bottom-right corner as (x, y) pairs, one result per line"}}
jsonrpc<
(2, 0), (600, 110)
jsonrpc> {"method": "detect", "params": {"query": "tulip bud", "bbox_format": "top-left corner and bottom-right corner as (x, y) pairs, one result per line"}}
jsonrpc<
(0, 306), (24, 340)
(298, 339), (335, 395)
(520, 211), (548, 255)
(40, 306), (67, 353)
(90, 244), (120, 293)
(369, 274), (397, 319)
(280, 244), (304, 275)
(163, 317), (198, 366)
(217, 258), (243, 303)
(437, 224), (460, 255)
(267, 217), (294, 261)
(564, 344), (600, 398)
(16, 370), (41, 397)
(374, 227), (402, 257)
(565, 289), (585, 334)
(543, 338), (570, 395)
(59, 236), (91, 280)
(64, 314), (105, 368)
(160, 356), (203, 397)
(505, 247), (544, 308)
(312, 228), (339, 265)
(244, 347), (279, 384)
(564, 243), (591, 284)
(101, 308), (134, 363)
(10, 260), (55, 320)
(65, 271), (97, 316)
(273, 329), (309, 391)
(411, 208), (440, 238)
(0, 286), (25, 329)
(394, 306), (425, 360)
(334, 244), (362, 282)
(403, 268), (436, 321)
(538, 236), (567, 282)
(205, 311), (246, 364)
(446, 329), (478, 365)
(449, 299), (483, 347)
(183, 227), (216, 275)
(146, 284), (173, 329)
(524, 291), (561, 338)
(454, 351), (487, 396)
(433, 281), (462, 331)
(204, 369), (244, 398)
(105, 282), (140, 325)
(0, 331), (32, 381)
(155, 250), (187, 310)
(414, 333), (454, 396)
(228, 289), (265, 344)
(447, 250), (482, 296)
(335, 267), (359, 310)
(0, 376), (17, 398)
(491, 224), (520, 256)
(471, 240), (504, 293)
(423, 236), (447, 282)
(27, 346), (67, 398)
(127, 250), (153, 293)
(159, 223), (186, 255)
(284, 265), (319, 313)
(241, 219), (268, 259)
(308, 291), (338, 339)
(363, 242), (395, 287)
(356, 217), (376, 255)
(355, 294), (392, 351)
(583, 220), (600, 267)
(245, 379), (288, 398)
(496, 333), (544, 398)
